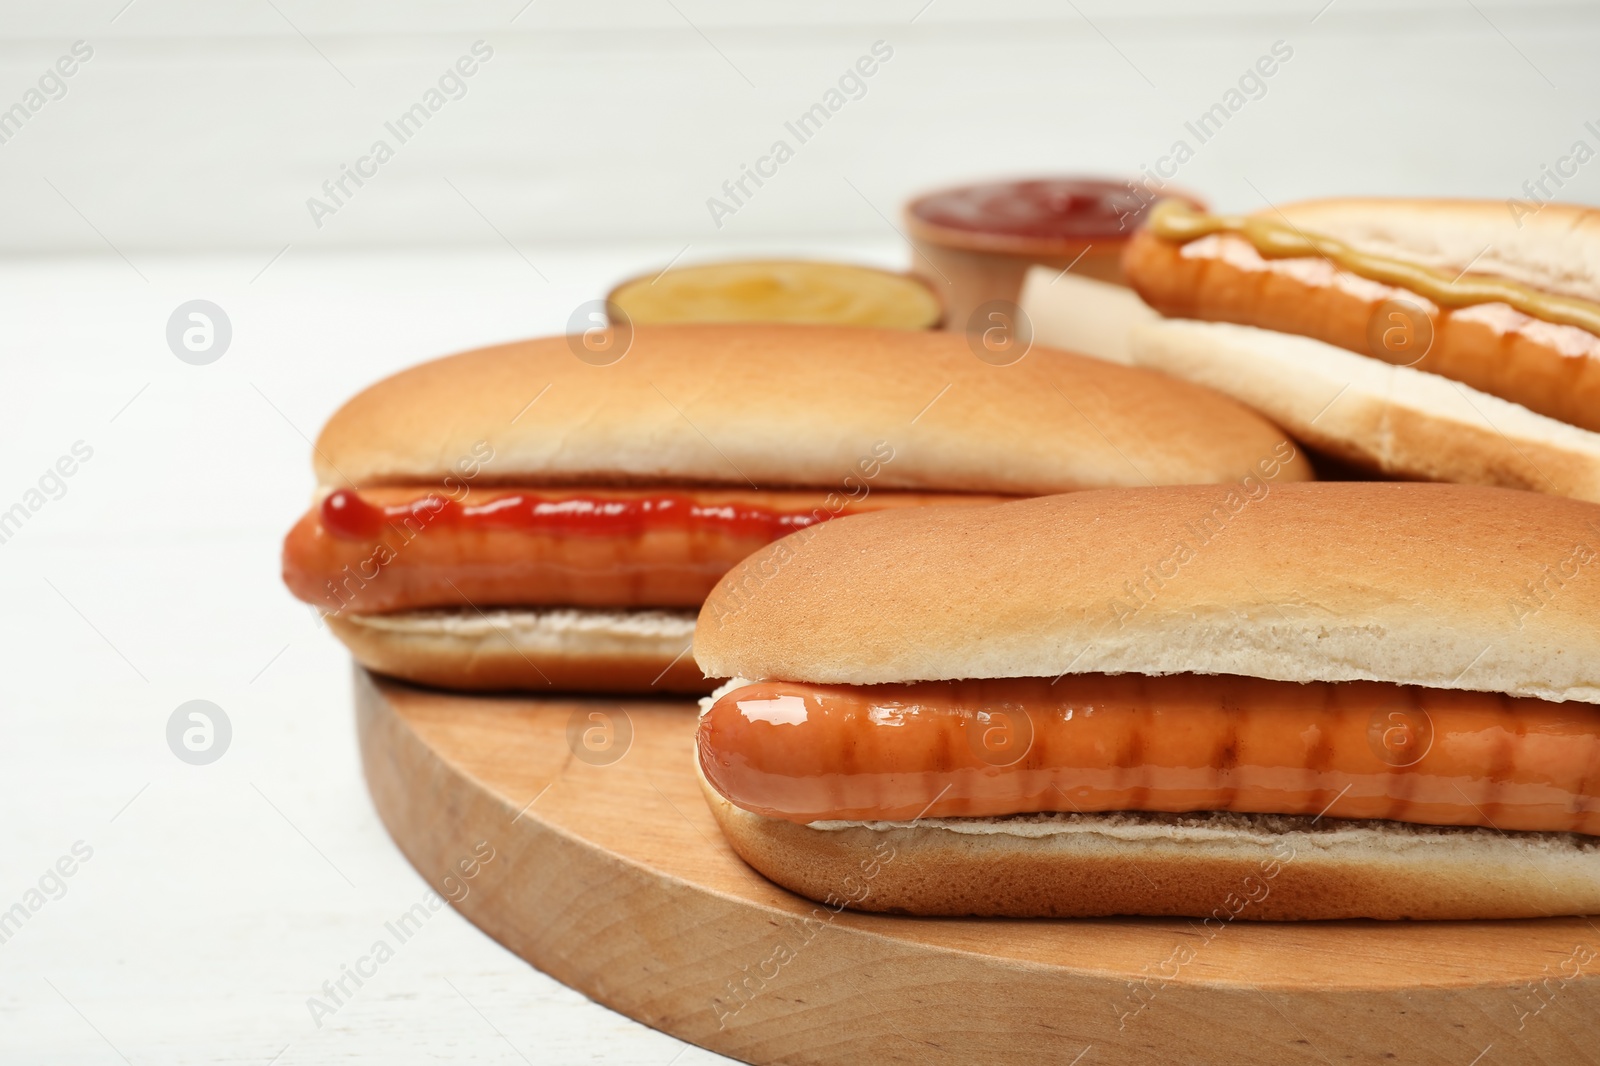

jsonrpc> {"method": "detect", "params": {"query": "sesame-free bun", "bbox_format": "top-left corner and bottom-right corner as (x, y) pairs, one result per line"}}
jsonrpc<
(312, 325), (1310, 493)
(1268, 197), (1600, 306)
(1018, 266), (1156, 366)
(1127, 319), (1600, 502)
(694, 482), (1600, 704)
(699, 768), (1600, 919)
(326, 608), (709, 694)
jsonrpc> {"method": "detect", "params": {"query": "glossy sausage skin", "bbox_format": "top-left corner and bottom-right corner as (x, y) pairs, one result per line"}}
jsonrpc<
(282, 487), (1011, 615)
(1123, 229), (1600, 432)
(697, 676), (1600, 834)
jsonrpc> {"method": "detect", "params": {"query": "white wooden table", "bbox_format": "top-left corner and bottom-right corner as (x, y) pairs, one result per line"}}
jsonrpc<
(0, 239), (902, 1064)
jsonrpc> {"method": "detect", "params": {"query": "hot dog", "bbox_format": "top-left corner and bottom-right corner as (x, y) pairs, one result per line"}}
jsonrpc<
(1117, 198), (1600, 498)
(1125, 226), (1600, 431)
(281, 324), (1310, 693)
(693, 483), (1600, 919)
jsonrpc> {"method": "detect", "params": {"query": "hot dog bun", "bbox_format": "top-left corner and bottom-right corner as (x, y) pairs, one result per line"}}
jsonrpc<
(1265, 197), (1600, 305)
(313, 324), (1311, 493)
(1017, 266), (1154, 366)
(695, 483), (1600, 703)
(326, 608), (704, 693)
(699, 766), (1600, 920)
(1128, 318), (1600, 502)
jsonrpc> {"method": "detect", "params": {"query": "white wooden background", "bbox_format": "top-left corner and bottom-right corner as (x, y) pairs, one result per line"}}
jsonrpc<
(0, 0), (1597, 254)
(2, 1), (1598, 1063)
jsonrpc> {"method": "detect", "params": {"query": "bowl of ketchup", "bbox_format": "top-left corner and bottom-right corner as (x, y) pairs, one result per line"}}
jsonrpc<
(904, 177), (1204, 332)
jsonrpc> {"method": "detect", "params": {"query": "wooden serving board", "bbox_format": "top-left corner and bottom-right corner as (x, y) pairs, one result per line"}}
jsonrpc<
(354, 669), (1600, 1066)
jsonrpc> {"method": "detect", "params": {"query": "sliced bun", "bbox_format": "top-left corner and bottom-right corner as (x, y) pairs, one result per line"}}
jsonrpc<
(694, 483), (1600, 703)
(1018, 266), (1156, 367)
(700, 770), (1600, 919)
(1266, 197), (1600, 306)
(326, 608), (709, 694)
(313, 324), (1310, 493)
(1128, 318), (1600, 502)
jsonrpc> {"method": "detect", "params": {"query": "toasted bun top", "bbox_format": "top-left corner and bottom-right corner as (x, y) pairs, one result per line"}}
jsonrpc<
(695, 483), (1600, 703)
(312, 325), (1308, 493)
(1261, 197), (1600, 306)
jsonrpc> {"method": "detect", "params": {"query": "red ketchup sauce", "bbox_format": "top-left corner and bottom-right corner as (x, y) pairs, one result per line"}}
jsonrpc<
(286, 487), (1017, 614)
(908, 178), (1158, 241)
(319, 488), (829, 542)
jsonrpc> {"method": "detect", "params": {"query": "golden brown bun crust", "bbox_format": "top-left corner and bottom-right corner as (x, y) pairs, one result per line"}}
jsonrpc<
(700, 772), (1600, 919)
(1122, 228), (1600, 432)
(326, 609), (711, 694)
(312, 324), (1310, 494)
(1128, 318), (1600, 503)
(695, 482), (1600, 703)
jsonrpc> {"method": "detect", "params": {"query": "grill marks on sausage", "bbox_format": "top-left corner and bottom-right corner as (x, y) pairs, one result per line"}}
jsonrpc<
(1123, 229), (1600, 433)
(697, 675), (1600, 834)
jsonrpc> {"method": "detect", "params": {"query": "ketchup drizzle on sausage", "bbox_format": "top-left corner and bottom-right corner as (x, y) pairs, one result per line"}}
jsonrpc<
(320, 487), (828, 542)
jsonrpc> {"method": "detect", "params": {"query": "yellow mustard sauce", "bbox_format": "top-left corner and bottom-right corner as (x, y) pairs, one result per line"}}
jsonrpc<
(1146, 199), (1600, 337)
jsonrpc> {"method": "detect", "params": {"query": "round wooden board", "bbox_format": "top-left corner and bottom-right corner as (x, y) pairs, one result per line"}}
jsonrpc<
(354, 668), (1600, 1066)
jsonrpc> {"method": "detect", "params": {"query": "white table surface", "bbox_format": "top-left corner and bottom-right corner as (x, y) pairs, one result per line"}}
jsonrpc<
(0, 238), (906, 1064)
